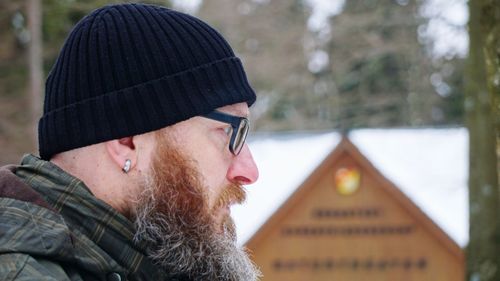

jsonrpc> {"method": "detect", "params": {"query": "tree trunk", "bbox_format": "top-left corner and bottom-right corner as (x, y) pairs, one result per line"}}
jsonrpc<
(482, 1), (500, 190)
(27, 0), (43, 149)
(465, 1), (500, 280)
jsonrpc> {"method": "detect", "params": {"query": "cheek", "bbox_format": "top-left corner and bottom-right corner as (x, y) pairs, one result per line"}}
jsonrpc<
(194, 148), (231, 208)
(173, 124), (232, 207)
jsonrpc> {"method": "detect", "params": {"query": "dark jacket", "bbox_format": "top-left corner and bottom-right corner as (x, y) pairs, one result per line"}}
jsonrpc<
(0, 155), (165, 281)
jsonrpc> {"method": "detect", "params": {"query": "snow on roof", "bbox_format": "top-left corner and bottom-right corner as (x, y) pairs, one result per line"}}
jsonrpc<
(232, 128), (469, 248)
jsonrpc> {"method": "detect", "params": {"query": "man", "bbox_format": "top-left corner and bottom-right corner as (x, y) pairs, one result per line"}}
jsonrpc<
(0, 3), (261, 281)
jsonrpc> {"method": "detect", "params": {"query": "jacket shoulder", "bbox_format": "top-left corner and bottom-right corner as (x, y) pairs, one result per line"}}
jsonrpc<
(0, 253), (71, 281)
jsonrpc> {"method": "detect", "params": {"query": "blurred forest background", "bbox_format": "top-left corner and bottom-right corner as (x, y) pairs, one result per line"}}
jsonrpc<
(0, 0), (467, 163)
(0, 0), (498, 280)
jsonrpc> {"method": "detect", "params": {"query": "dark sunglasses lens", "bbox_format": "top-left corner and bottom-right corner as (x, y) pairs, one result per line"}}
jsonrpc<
(233, 119), (249, 155)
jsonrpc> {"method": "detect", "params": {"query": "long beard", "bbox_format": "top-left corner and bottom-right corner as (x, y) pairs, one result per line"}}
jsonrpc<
(131, 133), (260, 281)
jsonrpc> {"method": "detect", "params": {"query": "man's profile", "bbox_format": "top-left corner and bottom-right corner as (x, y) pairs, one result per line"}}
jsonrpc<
(0, 3), (261, 280)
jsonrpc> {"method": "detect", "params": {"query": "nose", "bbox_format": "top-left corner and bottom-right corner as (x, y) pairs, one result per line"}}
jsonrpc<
(226, 144), (259, 185)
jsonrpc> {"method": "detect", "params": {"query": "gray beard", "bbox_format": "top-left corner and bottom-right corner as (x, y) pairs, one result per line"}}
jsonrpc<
(132, 172), (261, 281)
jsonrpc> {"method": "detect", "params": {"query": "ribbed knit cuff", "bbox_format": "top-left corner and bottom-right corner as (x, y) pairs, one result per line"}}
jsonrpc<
(39, 57), (255, 160)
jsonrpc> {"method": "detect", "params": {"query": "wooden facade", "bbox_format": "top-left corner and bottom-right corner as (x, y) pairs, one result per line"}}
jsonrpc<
(245, 137), (464, 281)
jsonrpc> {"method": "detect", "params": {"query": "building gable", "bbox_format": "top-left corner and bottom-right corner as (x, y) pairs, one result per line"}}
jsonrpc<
(245, 137), (464, 281)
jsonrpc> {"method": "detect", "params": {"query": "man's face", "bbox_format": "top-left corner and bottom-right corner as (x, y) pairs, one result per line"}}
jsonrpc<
(160, 102), (258, 226)
(131, 102), (260, 280)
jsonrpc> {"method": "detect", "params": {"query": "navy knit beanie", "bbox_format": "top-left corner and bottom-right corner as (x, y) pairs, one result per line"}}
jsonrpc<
(39, 3), (256, 160)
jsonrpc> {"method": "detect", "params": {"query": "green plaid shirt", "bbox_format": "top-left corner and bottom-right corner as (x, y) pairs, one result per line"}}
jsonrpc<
(0, 154), (165, 281)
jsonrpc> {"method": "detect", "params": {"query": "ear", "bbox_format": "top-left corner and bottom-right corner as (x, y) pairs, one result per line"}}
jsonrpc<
(105, 137), (137, 173)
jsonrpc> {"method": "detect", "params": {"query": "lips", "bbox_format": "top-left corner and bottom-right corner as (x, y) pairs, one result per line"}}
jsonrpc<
(221, 205), (230, 217)
(211, 183), (246, 234)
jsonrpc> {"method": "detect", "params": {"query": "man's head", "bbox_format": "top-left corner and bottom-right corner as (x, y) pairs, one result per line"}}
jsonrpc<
(39, 3), (256, 160)
(42, 3), (260, 280)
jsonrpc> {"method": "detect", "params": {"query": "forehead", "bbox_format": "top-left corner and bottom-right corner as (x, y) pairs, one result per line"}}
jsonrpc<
(153, 102), (250, 138)
(217, 102), (250, 117)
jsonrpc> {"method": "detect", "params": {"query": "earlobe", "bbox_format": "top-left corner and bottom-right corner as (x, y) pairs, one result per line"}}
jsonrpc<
(105, 137), (137, 173)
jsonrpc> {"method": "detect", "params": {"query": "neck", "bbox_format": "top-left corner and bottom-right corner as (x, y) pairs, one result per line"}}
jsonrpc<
(50, 147), (133, 218)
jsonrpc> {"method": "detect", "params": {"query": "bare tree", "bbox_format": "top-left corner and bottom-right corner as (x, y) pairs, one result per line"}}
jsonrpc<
(27, 0), (43, 148)
(465, 1), (500, 280)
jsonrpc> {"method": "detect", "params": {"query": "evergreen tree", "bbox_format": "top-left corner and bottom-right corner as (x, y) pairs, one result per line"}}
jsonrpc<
(322, 0), (464, 128)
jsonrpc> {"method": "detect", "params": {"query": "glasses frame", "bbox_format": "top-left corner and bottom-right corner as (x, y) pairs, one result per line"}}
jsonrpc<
(202, 110), (250, 156)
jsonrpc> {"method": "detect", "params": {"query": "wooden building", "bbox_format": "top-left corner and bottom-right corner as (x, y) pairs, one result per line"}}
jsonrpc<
(234, 129), (467, 281)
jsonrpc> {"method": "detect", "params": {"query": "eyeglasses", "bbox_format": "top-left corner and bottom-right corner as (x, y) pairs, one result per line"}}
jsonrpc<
(202, 110), (250, 156)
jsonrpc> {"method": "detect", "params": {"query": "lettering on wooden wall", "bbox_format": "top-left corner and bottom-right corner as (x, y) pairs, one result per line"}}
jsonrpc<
(272, 257), (428, 272)
(274, 205), (423, 273)
(313, 207), (382, 219)
(281, 224), (415, 236)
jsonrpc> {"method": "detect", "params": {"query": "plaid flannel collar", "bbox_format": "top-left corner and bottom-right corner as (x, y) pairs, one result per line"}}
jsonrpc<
(15, 154), (164, 280)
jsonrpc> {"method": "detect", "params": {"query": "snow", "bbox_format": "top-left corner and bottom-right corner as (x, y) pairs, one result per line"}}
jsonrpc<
(233, 128), (469, 248)
(232, 132), (341, 244)
(349, 128), (469, 247)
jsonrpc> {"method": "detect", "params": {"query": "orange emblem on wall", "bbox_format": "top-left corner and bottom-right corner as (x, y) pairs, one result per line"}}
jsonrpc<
(334, 167), (361, 195)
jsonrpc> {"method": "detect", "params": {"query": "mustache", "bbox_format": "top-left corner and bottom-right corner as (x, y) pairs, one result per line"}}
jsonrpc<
(212, 183), (247, 212)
